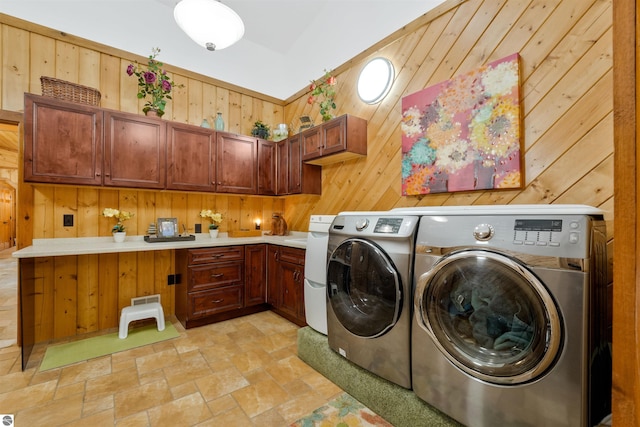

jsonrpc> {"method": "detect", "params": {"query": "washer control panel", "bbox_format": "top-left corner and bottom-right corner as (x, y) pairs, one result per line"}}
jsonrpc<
(512, 219), (567, 247)
(416, 214), (597, 258)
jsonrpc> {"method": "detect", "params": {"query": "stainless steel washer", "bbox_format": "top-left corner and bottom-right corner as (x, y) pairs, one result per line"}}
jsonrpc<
(326, 213), (418, 389)
(407, 205), (611, 426)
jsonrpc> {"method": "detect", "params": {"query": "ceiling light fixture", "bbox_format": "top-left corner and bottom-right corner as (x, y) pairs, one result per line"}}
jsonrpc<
(174, 0), (245, 52)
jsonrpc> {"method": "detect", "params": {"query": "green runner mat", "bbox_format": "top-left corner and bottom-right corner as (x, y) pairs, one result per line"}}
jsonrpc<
(39, 322), (180, 371)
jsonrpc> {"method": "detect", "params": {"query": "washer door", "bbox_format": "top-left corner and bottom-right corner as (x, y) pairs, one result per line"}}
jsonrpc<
(327, 238), (402, 338)
(415, 249), (562, 385)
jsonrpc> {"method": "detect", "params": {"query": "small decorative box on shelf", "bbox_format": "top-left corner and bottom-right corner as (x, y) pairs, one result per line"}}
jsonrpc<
(144, 235), (196, 243)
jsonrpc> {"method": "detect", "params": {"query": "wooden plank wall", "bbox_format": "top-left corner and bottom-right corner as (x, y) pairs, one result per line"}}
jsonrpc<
(612, 0), (638, 424)
(0, 0), (615, 344)
(0, 14), (286, 340)
(283, 0), (614, 244)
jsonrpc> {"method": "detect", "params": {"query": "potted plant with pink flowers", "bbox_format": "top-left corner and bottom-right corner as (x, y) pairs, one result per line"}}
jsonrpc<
(308, 70), (338, 122)
(126, 48), (183, 117)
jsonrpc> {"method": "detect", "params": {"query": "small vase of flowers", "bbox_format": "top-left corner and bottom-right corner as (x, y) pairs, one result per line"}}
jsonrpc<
(103, 208), (134, 242)
(200, 209), (223, 238)
(126, 48), (183, 118)
(308, 70), (337, 122)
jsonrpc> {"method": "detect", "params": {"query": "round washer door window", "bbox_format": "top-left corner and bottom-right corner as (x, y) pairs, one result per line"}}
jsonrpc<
(416, 249), (562, 384)
(327, 238), (402, 338)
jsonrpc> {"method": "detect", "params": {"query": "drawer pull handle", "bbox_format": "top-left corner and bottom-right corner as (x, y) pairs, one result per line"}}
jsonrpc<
(211, 254), (224, 258)
(211, 273), (224, 278)
(212, 299), (224, 303)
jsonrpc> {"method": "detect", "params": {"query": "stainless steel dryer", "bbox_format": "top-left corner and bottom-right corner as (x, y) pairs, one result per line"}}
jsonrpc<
(326, 213), (419, 389)
(407, 205), (611, 426)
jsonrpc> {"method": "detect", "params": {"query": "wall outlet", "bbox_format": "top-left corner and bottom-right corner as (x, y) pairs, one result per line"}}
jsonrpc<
(195, 223), (202, 233)
(63, 214), (74, 227)
(167, 274), (181, 286)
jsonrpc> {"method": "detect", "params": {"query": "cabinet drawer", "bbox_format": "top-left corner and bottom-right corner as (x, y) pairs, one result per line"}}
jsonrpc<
(189, 246), (244, 264)
(189, 286), (243, 318)
(189, 261), (243, 291)
(278, 246), (305, 265)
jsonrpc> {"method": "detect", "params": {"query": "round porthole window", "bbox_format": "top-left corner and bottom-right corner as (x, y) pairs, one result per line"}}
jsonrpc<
(357, 57), (394, 104)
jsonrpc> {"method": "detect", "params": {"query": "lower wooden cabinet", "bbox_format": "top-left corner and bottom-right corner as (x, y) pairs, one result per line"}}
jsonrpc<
(176, 245), (268, 328)
(245, 244), (267, 306)
(176, 243), (304, 328)
(267, 245), (307, 326)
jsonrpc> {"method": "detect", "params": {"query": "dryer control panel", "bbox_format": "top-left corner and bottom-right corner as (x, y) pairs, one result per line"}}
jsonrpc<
(330, 214), (419, 238)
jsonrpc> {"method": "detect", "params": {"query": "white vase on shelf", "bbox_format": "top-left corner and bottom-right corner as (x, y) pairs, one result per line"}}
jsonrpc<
(113, 231), (126, 243)
(209, 229), (219, 238)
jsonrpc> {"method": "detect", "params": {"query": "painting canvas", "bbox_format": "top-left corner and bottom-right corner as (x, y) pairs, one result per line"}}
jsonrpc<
(401, 53), (522, 195)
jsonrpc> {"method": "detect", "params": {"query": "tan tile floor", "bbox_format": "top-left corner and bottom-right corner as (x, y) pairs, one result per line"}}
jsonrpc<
(0, 247), (344, 426)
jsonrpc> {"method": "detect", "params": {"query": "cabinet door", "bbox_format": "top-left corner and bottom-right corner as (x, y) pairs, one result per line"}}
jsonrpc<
(24, 94), (103, 185)
(288, 135), (302, 194)
(267, 245), (279, 307)
(301, 126), (323, 161)
(279, 261), (304, 321)
(245, 244), (267, 306)
(166, 122), (216, 191)
(257, 139), (276, 195)
(217, 132), (257, 193)
(104, 111), (166, 189)
(276, 139), (289, 195)
(322, 115), (347, 156)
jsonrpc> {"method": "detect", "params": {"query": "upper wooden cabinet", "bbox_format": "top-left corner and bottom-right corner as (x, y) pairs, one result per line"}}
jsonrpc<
(276, 139), (289, 195)
(166, 122), (216, 192)
(104, 111), (166, 189)
(216, 132), (257, 194)
(275, 134), (321, 195)
(23, 93), (327, 196)
(257, 138), (276, 196)
(288, 134), (321, 195)
(24, 94), (103, 185)
(301, 114), (367, 165)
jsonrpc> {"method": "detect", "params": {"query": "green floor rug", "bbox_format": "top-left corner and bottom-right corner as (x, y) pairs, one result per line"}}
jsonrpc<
(39, 322), (180, 371)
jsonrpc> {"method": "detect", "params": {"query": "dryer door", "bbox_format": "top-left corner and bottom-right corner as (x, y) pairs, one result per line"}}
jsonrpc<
(327, 238), (402, 338)
(415, 249), (562, 385)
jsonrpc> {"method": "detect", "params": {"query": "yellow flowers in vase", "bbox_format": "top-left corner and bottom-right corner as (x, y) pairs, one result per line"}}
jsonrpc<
(199, 210), (223, 230)
(102, 208), (134, 233)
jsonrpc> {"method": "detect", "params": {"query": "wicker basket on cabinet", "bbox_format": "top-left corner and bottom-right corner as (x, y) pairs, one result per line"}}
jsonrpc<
(40, 76), (101, 106)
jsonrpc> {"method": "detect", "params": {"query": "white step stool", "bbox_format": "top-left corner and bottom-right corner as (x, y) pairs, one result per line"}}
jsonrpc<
(119, 302), (165, 339)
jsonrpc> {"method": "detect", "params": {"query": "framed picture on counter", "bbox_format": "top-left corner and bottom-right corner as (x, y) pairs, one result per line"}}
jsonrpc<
(157, 218), (178, 238)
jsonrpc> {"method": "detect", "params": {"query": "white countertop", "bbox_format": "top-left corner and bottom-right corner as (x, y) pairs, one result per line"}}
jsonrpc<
(12, 232), (308, 258)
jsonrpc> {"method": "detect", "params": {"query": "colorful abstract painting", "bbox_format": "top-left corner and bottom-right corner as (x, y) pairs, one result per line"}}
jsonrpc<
(401, 53), (522, 195)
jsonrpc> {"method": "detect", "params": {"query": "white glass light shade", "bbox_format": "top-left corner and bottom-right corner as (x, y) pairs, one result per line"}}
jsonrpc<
(357, 57), (395, 104)
(174, 0), (245, 51)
